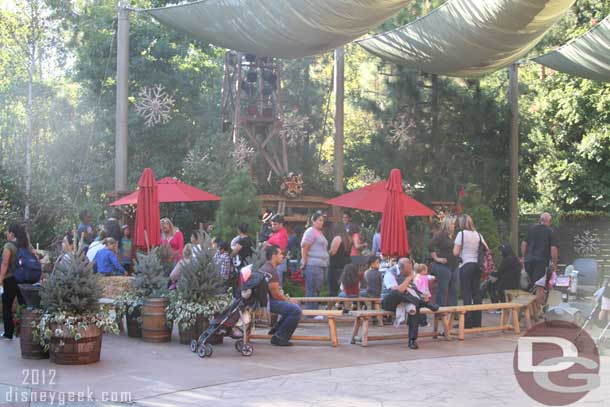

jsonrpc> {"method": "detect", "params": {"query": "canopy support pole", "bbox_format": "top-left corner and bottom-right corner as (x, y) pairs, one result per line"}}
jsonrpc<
(115, 1), (130, 193)
(509, 63), (519, 251)
(333, 47), (345, 193)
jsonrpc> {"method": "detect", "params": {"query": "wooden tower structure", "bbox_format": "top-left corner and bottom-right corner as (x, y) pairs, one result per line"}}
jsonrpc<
(220, 51), (289, 178)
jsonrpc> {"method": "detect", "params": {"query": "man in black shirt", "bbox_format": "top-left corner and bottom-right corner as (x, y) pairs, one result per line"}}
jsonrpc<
(521, 212), (559, 286)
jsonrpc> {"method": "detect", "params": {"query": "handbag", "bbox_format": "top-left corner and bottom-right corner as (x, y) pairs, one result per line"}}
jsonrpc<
(520, 267), (531, 290)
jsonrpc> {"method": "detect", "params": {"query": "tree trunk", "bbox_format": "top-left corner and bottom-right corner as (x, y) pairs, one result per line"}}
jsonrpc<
(24, 7), (37, 223)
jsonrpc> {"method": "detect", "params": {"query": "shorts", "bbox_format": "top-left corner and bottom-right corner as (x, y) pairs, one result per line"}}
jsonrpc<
(601, 296), (610, 312)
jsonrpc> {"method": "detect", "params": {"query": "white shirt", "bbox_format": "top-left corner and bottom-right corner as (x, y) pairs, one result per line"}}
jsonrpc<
(454, 230), (486, 265)
(86, 240), (104, 262)
(383, 265), (400, 291)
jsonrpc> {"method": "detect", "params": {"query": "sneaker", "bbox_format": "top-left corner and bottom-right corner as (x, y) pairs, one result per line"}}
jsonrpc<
(313, 315), (325, 321)
(230, 328), (243, 339)
(270, 336), (293, 347)
(0, 333), (12, 341)
(408, 339), (419, 350)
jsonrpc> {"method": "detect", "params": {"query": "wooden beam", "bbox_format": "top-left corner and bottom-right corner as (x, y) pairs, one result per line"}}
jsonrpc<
(333, 47), (345, 193)
(243, 125), (282, 176)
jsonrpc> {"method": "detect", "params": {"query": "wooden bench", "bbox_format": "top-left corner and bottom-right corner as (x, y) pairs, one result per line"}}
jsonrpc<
(247, 310), (343, 347)
(508, 294), (538, 329)
(349, 307), (458, 347)
(292, 297), (384, 325)
(505, 289), (541, 325)
(350, 302), (525, 346)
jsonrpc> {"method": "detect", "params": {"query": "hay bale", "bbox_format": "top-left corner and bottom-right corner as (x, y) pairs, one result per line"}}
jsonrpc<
(98, 276), (135, 299)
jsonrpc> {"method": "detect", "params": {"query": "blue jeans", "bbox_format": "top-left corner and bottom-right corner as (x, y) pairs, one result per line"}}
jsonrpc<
(277, 260), (287, 287)
(338, 292), (358, 298)
(304, 265), (325, 310)
(269, 298), (302, 340)
(431, 262), (459, 306)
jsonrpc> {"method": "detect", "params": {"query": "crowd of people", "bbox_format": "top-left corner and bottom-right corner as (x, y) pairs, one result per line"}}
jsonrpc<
(0, 206), (560, 349)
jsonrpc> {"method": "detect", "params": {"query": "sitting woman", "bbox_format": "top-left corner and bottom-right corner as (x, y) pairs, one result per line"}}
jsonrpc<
(93, 238), (127, 276)
(339, 264), (361, 298)
(169, 244), (194, 289)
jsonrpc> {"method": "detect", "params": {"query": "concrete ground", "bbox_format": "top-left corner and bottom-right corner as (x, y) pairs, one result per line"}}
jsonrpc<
(0, 310), (608, 406)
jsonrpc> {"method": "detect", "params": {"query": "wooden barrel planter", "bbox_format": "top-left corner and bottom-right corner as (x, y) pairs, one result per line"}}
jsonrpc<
(49, 325), (102, 365)
(20, 309), (49, 360)
(141, 297), (172, 343)
(125, 306), (142, 338)
(178, 315), (209, 345)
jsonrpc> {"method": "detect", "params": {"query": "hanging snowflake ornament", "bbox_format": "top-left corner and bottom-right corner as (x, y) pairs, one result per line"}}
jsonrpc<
(573, 230), (600, 257)
(134, 84), (175, 127)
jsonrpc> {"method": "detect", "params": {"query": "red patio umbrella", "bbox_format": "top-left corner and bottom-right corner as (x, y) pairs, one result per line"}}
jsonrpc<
(134, 168), (161, 249)
(110, 177), (221, 206)
(380, 169), (410, 257)
(324, 179), (434, 216)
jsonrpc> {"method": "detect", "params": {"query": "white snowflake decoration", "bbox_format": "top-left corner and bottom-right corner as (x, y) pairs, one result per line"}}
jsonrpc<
(134, 84), (175, 127)
(573, 230), (600, 256)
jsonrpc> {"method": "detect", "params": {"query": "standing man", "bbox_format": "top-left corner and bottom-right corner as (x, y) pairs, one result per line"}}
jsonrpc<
(266, 214), (288, 286)
(381, 257), (438, 350)
(104, 209), (122, 242)
(521, 212), (559, 287)
(260, 245), (302, 346)
(342, 211), (353, 234)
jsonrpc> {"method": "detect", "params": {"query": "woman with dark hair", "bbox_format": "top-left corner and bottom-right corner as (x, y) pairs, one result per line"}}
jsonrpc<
(494, 244), (522, 302)
(230, 223), (253, 270)
(0, 224), (32, 339)
(301, 212), (329, 309)
(339, 264), (361, 298)
(328, 225), (353, 296)
(56, 231), (75, 269)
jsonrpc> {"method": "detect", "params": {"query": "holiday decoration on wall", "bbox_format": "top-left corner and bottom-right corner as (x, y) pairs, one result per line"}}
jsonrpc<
(280, 173), (304, 198)
(134, 84), (175, 127)
(574, 230), (601, 257)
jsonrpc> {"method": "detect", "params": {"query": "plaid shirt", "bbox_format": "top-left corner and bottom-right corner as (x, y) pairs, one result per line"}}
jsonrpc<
(214, 252), (234, 280)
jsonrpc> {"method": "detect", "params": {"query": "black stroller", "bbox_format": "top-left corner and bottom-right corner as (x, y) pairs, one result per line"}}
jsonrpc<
(191, 265), (270, 358)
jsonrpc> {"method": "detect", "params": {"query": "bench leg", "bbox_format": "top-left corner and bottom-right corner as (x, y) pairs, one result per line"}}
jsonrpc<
(458, 312), (465, 341)
(362, 317), (370, 347)
(501, 309), (508, 329)
(443, 313), (452, 341)
(328, 317), (339, 347)
(351, 317), (362, 344)
(523, 306), (532, 330)
(374, 302), (384, 326)
(432, 314), (439, 338)
(512, 308), (521, 334)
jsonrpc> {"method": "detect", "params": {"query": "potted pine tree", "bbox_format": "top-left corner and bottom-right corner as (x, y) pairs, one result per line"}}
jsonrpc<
(36, 254), (118, 365)
(134, 245), (173, 342)
(166, 238), (230, 345)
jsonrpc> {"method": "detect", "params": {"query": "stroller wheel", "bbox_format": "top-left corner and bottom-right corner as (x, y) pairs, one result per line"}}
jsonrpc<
(190, 339), (198, 353)
(241, 344), (254, 357)
(197, 345), (207, 358)
(204, 343), (213, 357)
(235, 339), (244, 352)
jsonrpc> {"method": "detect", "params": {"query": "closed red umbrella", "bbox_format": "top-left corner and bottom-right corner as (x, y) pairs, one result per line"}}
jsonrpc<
(134, 168), (161, 249)
(324, 180), (434, 216)
(380, 169), (410, 257)
(109, 177), (221, 206)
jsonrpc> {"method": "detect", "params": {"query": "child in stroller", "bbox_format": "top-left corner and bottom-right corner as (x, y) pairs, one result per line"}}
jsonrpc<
(191, 264), (270, 358)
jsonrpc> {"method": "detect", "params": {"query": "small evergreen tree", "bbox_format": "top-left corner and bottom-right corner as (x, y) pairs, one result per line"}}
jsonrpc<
(176, 238), (224, 303)
(214, 171), (261, 241)
(133, 245), (173, 298)
(41, 253), (102, 315)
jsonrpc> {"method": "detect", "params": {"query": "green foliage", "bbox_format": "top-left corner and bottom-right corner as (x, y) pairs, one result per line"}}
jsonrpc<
(460, 184), (501, 260)
(559, 211), (609, 222)
(282, 277), (304, 298)
(133, 246), (173, 298)
(214, 172), (261, 241)
(176, 238), (225, 304)
(40, 253), (102, 315)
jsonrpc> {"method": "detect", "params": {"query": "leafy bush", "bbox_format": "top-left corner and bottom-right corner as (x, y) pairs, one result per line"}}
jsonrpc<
(214, 171), (261, 241)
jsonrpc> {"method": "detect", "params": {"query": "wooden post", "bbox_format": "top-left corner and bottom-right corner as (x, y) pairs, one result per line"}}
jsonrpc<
(509, 63), (520, 252)
(431, 74), (439, 141)
(232, 53), (242, 144)
(333, 47), (345, 193)
(115, 1), (129, 193)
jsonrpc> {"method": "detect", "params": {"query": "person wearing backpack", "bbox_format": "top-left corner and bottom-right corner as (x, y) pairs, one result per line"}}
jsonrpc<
(453, 214), (489, 329)
(0, 224), (39, 339)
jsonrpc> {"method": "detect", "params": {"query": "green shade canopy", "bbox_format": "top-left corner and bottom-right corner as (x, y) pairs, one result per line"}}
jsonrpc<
(144, 0), (411, 58)
(357, 0), (575, 77)
(533, 15), (610, 82)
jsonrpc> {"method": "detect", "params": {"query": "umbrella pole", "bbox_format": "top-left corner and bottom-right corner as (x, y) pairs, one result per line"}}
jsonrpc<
(144, 230), (150, 254)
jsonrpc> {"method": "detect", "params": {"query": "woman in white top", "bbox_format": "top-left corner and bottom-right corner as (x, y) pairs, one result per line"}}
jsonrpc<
(453, 214), (489, 329)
